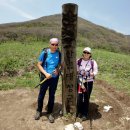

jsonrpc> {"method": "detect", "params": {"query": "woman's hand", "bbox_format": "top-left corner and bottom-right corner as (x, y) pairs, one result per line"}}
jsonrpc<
(90, 72), (94, 77)
(80, 70), (86, 76)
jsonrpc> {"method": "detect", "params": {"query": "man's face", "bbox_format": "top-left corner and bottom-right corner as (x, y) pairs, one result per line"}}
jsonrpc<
(50, 42), (59, 52)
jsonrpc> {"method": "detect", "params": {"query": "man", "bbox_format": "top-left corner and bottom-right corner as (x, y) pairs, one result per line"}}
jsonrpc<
(35, 38), (61, 123)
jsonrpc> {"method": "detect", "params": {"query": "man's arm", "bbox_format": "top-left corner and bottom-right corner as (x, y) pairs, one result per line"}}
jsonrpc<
(37, 61), (51, 79)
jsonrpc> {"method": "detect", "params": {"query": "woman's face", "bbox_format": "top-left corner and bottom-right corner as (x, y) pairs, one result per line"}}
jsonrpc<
(83, 51), (91, 60)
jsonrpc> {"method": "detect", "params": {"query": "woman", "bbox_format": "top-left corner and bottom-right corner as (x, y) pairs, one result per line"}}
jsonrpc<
(77, 47), (98, 121)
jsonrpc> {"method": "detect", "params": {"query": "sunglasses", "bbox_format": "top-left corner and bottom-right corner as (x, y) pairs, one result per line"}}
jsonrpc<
(51, 44), (58, 46)
(83, 51), (90, 54)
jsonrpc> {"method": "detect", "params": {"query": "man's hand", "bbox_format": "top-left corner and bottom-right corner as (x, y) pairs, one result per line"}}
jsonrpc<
(45, 73), (52, 79)
(53, 69), (59, 76)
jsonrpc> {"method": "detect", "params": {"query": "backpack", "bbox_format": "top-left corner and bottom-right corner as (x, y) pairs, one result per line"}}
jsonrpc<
(41, 47), (61, 67)
(77, 58), (94, 72)
(39, 47), (61, 80)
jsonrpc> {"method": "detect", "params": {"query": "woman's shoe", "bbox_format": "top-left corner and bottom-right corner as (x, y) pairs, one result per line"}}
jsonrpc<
(81, 115), (87, 121)
(77, 113), (82, 118)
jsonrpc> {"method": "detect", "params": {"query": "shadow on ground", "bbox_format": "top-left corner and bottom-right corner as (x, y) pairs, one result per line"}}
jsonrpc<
(88, 102), (102, 120)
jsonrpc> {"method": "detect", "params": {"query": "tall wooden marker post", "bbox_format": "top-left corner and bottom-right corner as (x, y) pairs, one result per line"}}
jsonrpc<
(61, 3), (78, 116)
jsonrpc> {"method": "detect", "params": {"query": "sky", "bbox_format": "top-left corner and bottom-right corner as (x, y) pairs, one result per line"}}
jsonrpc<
(0, 0), (130, 35)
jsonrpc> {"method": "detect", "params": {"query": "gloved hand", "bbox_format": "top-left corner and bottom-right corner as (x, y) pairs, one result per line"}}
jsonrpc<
(86, 71), (90, 77)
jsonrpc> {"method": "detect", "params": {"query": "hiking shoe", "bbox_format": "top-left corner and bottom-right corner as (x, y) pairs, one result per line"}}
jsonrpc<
(81, 115), (87, 121)
(48, 114), (54, 123)
(35, 111), (42, 120)
(77, 113), (82, 118)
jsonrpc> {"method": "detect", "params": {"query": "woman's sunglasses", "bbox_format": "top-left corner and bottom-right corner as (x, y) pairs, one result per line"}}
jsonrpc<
(51, 44), (58, 46)
(83, 51), (90, 54)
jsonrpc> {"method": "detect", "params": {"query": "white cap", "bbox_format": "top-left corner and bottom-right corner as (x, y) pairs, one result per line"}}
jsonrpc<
(83, 47), (91, 53)
(50, 38), (59, 44)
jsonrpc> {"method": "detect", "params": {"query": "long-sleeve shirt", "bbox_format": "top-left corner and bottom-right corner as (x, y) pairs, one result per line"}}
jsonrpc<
(77, 58), (98, 82)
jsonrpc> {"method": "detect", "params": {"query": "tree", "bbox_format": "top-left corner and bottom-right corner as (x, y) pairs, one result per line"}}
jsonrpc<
(61, 3), (78, 117)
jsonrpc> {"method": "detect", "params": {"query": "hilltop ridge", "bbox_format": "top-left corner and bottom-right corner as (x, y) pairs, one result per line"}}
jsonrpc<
(0, 14), (130, 54)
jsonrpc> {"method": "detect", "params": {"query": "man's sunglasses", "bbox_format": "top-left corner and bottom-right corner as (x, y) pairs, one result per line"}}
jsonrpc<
(51, 44), (58, 46)
(83, 51), (90, 54)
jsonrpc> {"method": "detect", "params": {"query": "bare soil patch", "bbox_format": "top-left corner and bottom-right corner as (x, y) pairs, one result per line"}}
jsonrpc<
(0, 80), (130, 130)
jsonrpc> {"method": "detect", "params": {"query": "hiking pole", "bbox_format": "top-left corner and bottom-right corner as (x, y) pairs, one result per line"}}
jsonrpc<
(35, 69), (58, 88)
(35, 77), (47, 88)
(81, 75), (85, 102)
(90, 115), (93, 130)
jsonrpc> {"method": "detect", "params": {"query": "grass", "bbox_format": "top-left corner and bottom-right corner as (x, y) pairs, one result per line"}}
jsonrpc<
(77, 46), (130, 94)
(0, 41), (46, 90)
(94, 49), (130, 92)
(0, 41), (130, 95)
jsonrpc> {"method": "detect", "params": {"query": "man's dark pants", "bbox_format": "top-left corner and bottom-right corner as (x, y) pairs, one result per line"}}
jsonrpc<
(37, 76), (59, 113)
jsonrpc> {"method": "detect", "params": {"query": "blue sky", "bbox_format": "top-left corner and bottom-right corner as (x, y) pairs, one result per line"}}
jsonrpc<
(0, 0), (130, 35)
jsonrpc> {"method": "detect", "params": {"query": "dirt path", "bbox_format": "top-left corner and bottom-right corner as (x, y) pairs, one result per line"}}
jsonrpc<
(0, 80), (130, 130)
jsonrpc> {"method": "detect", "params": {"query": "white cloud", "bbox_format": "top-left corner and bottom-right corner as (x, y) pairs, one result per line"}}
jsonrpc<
(0, 0), (35, 19)
(9, 0), (17, 2)
(0, 0), (15, 3)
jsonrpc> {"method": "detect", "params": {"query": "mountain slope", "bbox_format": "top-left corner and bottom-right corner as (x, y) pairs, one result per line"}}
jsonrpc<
(0, 14), (130, 54)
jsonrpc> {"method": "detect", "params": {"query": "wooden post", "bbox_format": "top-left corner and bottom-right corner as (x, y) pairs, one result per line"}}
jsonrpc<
(61, 3), (78, 116)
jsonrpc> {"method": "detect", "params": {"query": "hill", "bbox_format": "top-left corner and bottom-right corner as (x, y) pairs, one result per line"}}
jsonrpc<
(0, 14), (130, 130)
(0, 14), (130, 54)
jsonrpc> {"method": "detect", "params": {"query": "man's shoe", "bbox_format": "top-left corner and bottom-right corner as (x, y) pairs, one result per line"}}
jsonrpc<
(48, 114), (54, 123)
(35, 111), (41, 120)
(81, 115), (87, 121)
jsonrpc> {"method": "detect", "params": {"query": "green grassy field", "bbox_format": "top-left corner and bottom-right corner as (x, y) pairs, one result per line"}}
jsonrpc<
(0, 41), (130, 95)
